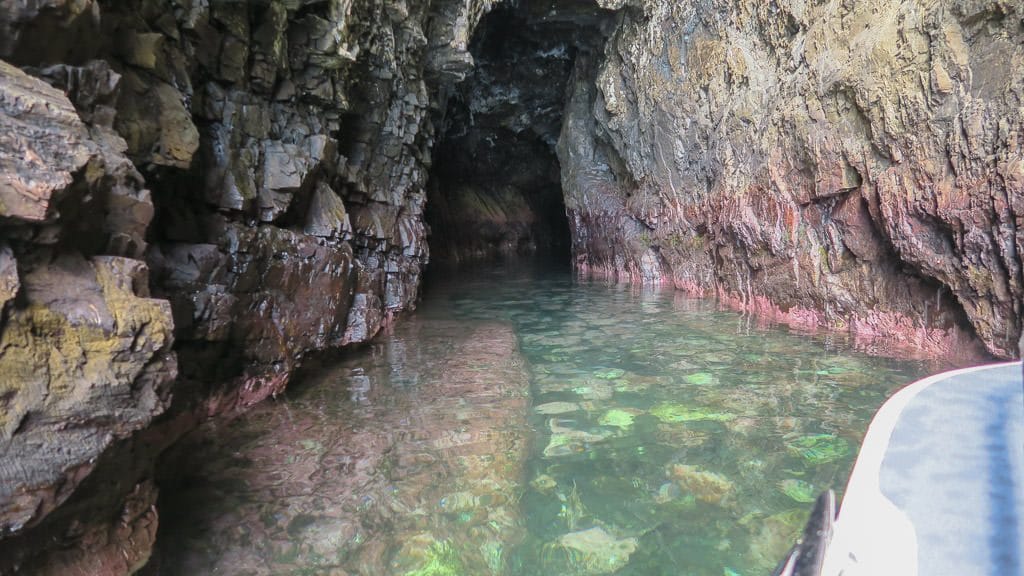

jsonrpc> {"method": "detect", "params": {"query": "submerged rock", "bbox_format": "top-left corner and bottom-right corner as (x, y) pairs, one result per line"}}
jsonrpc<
(669, 464), (735, 505)
(535, 401), (583, 415)
(785, 434), (851, 465)
(777, 479), (817, 504)
(153, 321), (530, 575)
(531, 474), (559, 495)
(598, 408), (638, 430)
(650, 402), (736, 424)
(554, 526), (638, 575)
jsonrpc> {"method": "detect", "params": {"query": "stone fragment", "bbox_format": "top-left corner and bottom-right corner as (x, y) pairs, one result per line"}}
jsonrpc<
(534, 401), (582, 415)
(116, 71), (199, 169)
(304, 181), (352, 239)
(0, 245), (17, 310)
(932, 61), (954, 94)
(117, 31), (163, 70)
(37, 59), (122, 127)
(555, 527), (638, 575)
(0, 59), (91, 222)
(343, 292), (384, 344)
(669, 464), (734, 504)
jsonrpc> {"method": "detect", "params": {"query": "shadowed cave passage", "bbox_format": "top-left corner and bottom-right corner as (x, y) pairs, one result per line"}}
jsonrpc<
(425, 2), (611, 265)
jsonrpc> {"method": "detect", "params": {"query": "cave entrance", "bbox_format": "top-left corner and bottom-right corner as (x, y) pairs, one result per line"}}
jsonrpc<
(424, 2), (609, 267)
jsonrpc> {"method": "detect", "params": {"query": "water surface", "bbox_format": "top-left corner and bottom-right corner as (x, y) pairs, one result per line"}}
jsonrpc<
(156, 264), (944, 575)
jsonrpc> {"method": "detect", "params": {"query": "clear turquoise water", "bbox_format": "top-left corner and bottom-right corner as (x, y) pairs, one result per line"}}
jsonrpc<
(156, 263), (945, 575)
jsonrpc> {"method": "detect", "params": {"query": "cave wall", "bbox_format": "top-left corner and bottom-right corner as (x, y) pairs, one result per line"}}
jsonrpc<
(560, 0), (1023, 359)
(0, 0), (498, 571)
(425, 2), (610, 263)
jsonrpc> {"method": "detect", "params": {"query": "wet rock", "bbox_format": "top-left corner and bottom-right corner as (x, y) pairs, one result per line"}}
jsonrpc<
(149, 217), (356, 404)
(0, 0), (488, 565)
(669, 464), (734, 505)
(426, 3), (604, 263)
(0, 245), (18, 310)
(0, 53), (174, 553)
(559, 0), (1024, 359)
(4, 480), (162, 576)
(116, 71), (198, 170)
(534, 401), (582, 415)
(554, 526), (638, 575)
(0, 0), (102, 66)
(598, 408), (638, 430)
(304, 181), (353, 240)
(2, 0), (1019, 572)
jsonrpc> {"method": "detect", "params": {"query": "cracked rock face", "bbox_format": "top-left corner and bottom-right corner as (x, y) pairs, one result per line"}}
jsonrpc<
(0, 0), (496, 571)
(560, 0), (1023, 359)
(0, 59), (175, 541)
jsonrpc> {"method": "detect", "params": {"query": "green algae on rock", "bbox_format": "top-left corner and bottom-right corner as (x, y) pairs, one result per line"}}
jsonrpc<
(786, 434), (851, 465)
(777, 479), (816, 503)
(650, 402), (736, 423)
(598, 409), (637, 430)
(682, 372), (717, 386)
(405, 541), (466, 576)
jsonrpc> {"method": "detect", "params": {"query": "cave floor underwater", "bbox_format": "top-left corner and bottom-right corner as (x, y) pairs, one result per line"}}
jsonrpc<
(151, 261), (950, 576)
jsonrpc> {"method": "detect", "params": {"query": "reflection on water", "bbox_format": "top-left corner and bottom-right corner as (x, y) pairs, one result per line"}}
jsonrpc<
(155, 264), (946, 575)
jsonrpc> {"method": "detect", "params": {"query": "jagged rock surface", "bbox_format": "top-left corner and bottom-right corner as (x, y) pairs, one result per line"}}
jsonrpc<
(0, 0), (497, 572)
(0, 59), (176, 545)
(560, 0), (1023, 358)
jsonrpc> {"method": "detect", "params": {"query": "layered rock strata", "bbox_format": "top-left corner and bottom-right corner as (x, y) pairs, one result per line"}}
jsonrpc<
(560, 0), (1023, 359)
(0, 59), (175, 540)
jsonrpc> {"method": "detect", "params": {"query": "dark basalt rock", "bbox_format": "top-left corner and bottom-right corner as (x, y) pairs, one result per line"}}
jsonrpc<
(426, 1), (612, 263)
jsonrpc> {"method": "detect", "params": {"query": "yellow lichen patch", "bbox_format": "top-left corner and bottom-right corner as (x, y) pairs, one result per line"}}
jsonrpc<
(0, 255), (176, 530)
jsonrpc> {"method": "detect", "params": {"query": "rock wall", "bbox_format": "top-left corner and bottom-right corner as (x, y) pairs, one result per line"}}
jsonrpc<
(560, 0), (1023, 359)
(0, 57), (176, 541)
(0, 0), (498, 571)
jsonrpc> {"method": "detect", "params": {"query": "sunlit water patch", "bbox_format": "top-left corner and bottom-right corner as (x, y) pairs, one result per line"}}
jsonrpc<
(155, 264), (946, 575)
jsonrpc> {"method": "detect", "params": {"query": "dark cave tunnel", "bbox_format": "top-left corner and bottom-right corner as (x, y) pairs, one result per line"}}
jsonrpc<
(424, 1), (612, 268)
